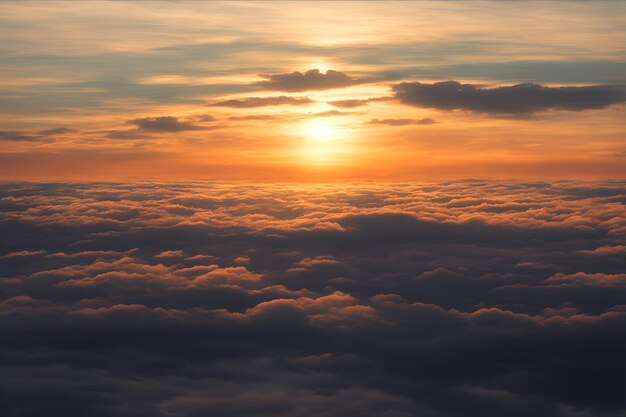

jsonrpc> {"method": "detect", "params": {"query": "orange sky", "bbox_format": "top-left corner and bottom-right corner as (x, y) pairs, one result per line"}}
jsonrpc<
(0, 1), (624, 180)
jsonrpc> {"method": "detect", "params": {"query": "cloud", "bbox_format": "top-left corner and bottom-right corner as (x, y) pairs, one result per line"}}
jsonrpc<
(578, 245), (626, 256)
(0, 131), (39, 141)
(0, 249), (48, 259)
(307, 110), (357, 118)
(328, 97), (390, 108)
(0, 127), (76, 142)
(545, 272), (626, 286)
(107, 115), (224, 139)
(38, 127), (74, 136)
(105, 130), (153, 139)
(128, 116), (203, 132)
(189, 114), (217, 122)
(154, 249), (185, 258)
(210, 96), (313, 108)
(328, 99), (371, 108)
(1, 181), (624, 417)
(256, 69), (368, 92)
(228, 115), (278, 121)
(392, 81), (626, 115)
(369, 118), (436, 126)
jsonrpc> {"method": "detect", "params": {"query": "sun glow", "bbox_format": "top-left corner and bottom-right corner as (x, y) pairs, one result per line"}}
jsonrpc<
(292, 121), (350, 166)
(309, 124), (339, 142)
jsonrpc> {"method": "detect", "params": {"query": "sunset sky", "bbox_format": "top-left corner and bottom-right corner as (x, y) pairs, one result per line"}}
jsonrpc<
(1, 3), (626, 417)
(1, 0), (625, 179)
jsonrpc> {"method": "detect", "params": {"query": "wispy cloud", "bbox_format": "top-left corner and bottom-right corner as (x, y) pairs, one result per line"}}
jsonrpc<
(210, 96), (313, 108)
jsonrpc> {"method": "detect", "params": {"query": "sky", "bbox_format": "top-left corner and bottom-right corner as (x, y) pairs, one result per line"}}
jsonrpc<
(0, 0), (625, 180)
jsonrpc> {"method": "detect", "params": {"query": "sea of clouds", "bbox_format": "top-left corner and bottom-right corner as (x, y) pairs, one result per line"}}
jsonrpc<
(1, 180), (625, 417)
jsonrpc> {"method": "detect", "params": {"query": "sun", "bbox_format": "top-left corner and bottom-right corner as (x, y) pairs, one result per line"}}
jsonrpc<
(309, 124), (339, 142)
(293, 121), (350, 166)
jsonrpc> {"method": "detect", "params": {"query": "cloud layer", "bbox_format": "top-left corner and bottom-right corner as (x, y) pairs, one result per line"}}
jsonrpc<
(1, 180), (625, 417)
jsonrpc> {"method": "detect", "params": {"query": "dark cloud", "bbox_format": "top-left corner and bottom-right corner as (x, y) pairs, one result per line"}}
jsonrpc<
(128, 116), (203, 132)
(38, 127), (74, 136)
(257, 69), (368, 92)
(369, 118), (436, 126)
(0, 131), (39, 141)
(392, 81), (626, 115)
(1, 181), (624, 417)
(328, 99), (371, 108)
(190, 114), (217, 122)
(211, 96), (313, 108)
(0, 127), (75, 142)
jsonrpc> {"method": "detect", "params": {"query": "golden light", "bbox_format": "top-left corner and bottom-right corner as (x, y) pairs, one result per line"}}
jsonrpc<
(309, 124), (339, 142)
(292, 120), (350, 166)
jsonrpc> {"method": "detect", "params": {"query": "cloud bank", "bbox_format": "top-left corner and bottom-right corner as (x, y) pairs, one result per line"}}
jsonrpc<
(1, 181), (624, 417)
